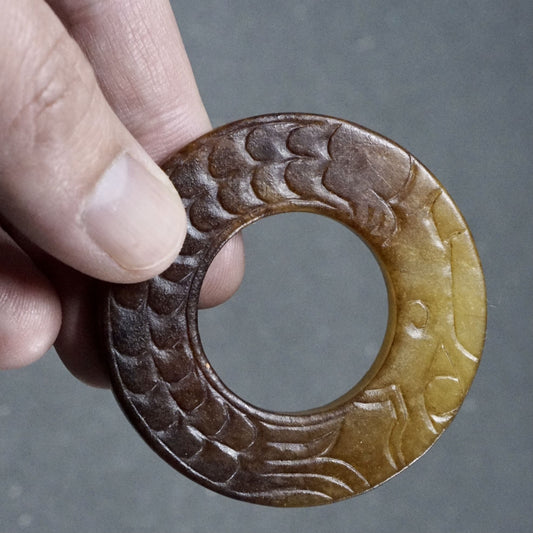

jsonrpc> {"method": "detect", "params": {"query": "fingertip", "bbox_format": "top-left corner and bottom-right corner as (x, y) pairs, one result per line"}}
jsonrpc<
(54, 340), (111, 389)
(81, 152), (187, 283)
(198, 234), (245, 309)
(0, 300), (60, 370)
(50, 269), (111, 389)
(0, 235), (61, 370)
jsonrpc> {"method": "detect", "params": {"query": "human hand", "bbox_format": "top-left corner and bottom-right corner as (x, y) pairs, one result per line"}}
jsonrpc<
(0, 0), (244, 386)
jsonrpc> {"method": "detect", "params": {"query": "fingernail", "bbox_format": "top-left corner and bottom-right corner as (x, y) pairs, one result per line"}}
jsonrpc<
(82, 153), (186, 271)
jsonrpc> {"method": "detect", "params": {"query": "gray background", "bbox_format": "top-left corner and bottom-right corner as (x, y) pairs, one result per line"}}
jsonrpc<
(1, 1), (532, 531)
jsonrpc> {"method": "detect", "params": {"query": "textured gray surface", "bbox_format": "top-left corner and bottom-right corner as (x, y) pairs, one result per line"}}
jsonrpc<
(1, 1), (532, 531)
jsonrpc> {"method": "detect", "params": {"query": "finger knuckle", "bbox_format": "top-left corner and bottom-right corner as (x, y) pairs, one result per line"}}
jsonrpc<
(6, 31), (99, 150)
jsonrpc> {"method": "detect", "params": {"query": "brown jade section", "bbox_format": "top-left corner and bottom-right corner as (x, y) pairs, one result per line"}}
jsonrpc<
(101, 114), (486, 506)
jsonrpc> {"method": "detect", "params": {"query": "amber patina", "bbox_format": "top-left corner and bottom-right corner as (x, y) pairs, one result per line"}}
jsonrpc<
(101, 114), (486, 506)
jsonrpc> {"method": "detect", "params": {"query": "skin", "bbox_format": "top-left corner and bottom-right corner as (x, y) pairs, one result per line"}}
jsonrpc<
(0, 0), (244, 386)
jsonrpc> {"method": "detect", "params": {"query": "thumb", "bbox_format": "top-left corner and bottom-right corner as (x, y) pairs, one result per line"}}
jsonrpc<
(0, 0), (186, 283)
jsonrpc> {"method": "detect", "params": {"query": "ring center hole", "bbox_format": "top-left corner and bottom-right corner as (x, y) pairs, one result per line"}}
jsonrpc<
(198, 212), (388, 412)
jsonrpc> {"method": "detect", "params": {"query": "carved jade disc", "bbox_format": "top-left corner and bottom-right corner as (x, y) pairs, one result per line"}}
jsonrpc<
(101, 114), (486, 507)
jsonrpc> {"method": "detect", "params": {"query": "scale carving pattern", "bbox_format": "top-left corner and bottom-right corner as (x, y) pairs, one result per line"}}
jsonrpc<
(102, 114), (486, 506)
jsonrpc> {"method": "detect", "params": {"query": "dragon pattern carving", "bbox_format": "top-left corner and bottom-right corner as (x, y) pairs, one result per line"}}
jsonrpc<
(101, 114), (486, 506)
